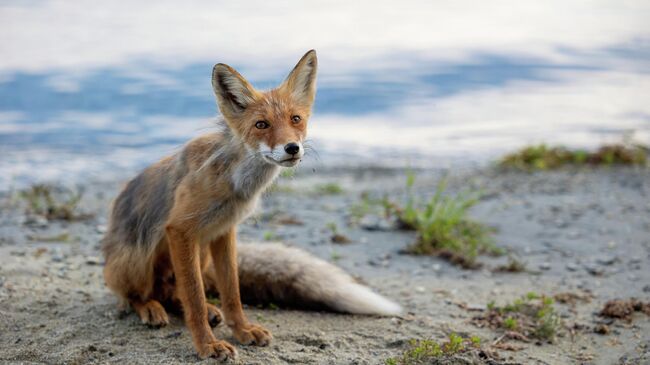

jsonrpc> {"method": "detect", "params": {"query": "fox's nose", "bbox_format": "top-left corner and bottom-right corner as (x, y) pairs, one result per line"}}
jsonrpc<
(284, 143), (300, 155)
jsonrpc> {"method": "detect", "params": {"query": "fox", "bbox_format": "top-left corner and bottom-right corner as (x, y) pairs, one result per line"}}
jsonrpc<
(101, 50), (402, 361)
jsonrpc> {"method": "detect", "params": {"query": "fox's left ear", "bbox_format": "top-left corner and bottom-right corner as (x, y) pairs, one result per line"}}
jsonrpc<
(281, 50), (318, 106)
(212, 63), (260, 119)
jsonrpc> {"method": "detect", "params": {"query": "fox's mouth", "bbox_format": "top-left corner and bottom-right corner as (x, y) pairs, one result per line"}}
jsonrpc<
(263, 155), (301, 167)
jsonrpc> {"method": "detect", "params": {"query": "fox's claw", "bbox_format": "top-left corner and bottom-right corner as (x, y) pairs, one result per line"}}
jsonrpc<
(232, 323), (272, 346)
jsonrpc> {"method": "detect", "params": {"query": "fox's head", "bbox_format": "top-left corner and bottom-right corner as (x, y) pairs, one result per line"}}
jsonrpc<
(212, 50), (317, 167)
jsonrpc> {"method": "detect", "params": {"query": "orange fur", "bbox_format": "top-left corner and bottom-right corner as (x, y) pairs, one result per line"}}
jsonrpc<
(102, 50), (318, 360)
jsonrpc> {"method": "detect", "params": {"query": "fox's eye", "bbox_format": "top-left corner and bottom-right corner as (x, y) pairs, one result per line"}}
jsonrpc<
(291, 115), (301, 124)
(255, 121), (270, 129)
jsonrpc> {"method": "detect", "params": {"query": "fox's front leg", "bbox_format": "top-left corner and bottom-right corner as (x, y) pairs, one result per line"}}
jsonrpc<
(210, 227), (272, 346)
(166, 225), (237, 360)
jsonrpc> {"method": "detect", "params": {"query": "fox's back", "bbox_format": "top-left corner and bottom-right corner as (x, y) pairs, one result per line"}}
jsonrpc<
(101, 132), (225, 257)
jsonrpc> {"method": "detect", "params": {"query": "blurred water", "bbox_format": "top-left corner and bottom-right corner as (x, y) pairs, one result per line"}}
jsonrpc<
(0, 1), (649, 188)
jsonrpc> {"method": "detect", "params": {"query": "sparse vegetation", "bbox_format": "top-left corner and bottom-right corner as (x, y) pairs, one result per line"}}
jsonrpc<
(330, 251), (342, 262)
(348, 171), (500, 268)
(384, 333), (485, 365)
(349, 192), (375, 223)
(314, 182), (344, 195)
(206, 296), (221, 306)
(472, 292), (561, 343)
(499, 142), (647, 171)
(19, 184), (90, 221)
(255, 313), (267, 323)
(326, 222), (351, 243)
(348, 191), (393, 225)
(503, 316), (518, 330)
(263, 231), (278, 241)
(396, 174), (499, 268)
(279, 168), (296, 178)
(493, 256), (528, 273)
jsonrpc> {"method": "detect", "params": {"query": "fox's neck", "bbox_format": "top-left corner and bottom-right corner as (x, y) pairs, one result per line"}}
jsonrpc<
(218, 126), (280, 200)
(231, 149), (280, 199)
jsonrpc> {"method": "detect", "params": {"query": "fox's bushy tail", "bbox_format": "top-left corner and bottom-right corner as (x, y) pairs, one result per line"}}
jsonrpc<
(205, 243), (402, 316)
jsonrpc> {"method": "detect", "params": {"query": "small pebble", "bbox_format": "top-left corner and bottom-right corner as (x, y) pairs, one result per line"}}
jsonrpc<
(85, 256), (102, 265)
(465, 303), (485, 311)
(594, 324), (610, 335)
(566, 231), (582, 239)
(596, 256), (617, 266)
(24, 215), (49, 227)
(627, 274), (638, 281)
(566, 263), (579, 272)
(585, 266), (604, 276)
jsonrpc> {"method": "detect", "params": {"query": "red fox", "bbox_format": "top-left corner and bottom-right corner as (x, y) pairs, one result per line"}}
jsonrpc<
(101, 50), (401, 360)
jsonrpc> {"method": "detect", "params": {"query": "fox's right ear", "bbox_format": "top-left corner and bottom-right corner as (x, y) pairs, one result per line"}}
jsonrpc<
(212, 64), (259, 118)
(281, 50), (318, 106)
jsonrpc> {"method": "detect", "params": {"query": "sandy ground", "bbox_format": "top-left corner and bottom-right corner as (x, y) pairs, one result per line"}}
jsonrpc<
(1, 166), (649, 364)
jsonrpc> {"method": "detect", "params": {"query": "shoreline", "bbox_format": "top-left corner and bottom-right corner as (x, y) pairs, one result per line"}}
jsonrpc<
(1, 165), (649, 364)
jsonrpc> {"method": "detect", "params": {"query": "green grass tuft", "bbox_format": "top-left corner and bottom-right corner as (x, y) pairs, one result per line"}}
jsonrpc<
(207, 296), (221, 306)
(472, 292), (561, 343)
(493, 256), (528, 273)
(263, 231), (278, 241)
(385, 333), (483, 365)
(349, 171), (500, 268)
(348, 192), (394, 225)
(20, 184), (90, 221)
(330, 251), (342, 262)
(503, 316), (518, 330)
(499, 143), (647, 171)
(326, 222), (351, 243)
(279, 168), (296, 178)
(398, 176), (499, 268)
(313, 182), (344, 195)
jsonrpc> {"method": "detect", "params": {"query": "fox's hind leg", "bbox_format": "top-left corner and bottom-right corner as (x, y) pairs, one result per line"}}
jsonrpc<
(201, 250), (224, 328)
(103, 241), (170, 328)
(206, 302), (223, 328)
(169, 292), (223, 328)
(132, 299), (170, 327)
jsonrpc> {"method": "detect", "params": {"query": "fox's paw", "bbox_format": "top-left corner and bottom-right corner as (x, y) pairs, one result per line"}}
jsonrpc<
(232, 323), (272, 346)
(206, 302), (223, 328)
(133, 300), (169, 328)
(196, 340), (237, 361)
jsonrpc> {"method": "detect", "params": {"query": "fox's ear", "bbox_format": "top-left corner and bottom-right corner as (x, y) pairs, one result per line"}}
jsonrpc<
(212, 63), (259, 118)
(281, 49), (318, 106)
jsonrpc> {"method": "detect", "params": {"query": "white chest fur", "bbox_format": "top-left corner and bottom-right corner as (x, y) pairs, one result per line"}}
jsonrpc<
(198, 155), (280, 244)
(231, 154), (280, 200)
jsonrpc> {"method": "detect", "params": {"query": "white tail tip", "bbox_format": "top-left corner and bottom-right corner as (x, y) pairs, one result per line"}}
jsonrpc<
(333, 283), (403, 316)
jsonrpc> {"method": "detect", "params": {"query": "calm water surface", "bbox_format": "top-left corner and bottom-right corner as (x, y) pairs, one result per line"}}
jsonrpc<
(1, 1), (648, 187)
